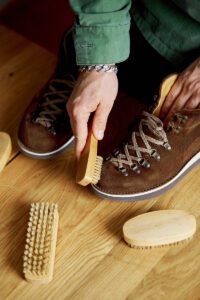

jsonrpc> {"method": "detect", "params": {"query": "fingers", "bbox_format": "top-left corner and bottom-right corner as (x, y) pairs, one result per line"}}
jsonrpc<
(67, 102), (90, 159)
(92, 103), (113, 140)
(184, 94), (200, 109)
(162, 77), (200, 123)
(73, 114), (90, 159)
(163, 90), (190, 124)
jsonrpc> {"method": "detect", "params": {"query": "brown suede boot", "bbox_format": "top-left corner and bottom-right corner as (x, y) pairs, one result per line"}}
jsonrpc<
(18, 27), (78, 158)
(92, 108), (200, 201)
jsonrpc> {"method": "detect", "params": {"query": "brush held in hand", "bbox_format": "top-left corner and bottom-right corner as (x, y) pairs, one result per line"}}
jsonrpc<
(123, 210), (196, 249)
(76, 130), (103, 186)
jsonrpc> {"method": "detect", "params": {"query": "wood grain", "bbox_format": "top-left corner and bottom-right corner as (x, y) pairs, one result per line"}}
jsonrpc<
(0, 25), (200, 300)
(0, 25), (56, 159)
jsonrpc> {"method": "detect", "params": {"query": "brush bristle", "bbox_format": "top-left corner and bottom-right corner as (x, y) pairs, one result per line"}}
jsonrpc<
(23, 202), (58, 283)
(125, 236), (193, 249)
(91, 155), (103, 184)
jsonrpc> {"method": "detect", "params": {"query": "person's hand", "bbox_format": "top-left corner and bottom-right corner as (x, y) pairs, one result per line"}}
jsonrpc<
(160, 57), (200, 123)
(67, 71), (118, 158)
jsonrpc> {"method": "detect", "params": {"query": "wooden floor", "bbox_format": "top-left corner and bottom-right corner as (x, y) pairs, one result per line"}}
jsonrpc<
(0, 25), (200, 300)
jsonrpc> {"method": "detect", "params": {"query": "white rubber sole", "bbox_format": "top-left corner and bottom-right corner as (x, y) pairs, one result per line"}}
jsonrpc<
(17, 136), (75, 159)
(92, 151), (200, 201)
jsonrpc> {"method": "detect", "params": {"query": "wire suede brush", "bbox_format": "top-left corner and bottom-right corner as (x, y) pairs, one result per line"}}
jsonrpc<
(123, 210), (196, 249)
(23, 202), (59, 284)
(76, 73), (178, 186)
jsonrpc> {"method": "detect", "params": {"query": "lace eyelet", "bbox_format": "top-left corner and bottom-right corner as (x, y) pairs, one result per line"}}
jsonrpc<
(175, 113), (188, 124)
(105, 155), (112, 161)
(150, 149), (160, 161)
(163, 142), (171, 150)
(139, 158), (150, 168)
(130, 163), (141, 174)
(48, 126), (56, 135)
(118, 166), (128, 176)
(113, 149), (120, 157)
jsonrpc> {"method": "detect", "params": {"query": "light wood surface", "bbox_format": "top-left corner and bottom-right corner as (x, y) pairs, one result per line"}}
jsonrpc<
(0, 25), (56, 160)
(0, 132), (12, 172)
(0, 25), (200, 300)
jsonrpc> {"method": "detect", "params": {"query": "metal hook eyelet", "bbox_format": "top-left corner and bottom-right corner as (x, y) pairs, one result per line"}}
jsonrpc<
(130, 163), (141, 174)
(150, 149), (160, 161)
(139, 158), (150, 168)
(118, 166), (128, 176)
(163, 142), (171, 150)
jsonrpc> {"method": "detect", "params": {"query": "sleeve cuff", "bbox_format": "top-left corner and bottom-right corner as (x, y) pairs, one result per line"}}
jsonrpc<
(73, 22), (131, 65)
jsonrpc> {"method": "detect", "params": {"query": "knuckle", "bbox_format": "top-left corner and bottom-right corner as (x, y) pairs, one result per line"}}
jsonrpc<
(189, 97), (199, 107)
(71, 103), (82, 119)
(193, 80), (200, 90)
(95, 118), (106, 129)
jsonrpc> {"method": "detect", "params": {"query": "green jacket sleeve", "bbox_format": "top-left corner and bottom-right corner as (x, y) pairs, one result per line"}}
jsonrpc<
(69, 0), (131, 65)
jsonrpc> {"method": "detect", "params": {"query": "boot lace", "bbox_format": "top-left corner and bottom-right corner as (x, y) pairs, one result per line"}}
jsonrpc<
(108, 111), (187, 176)
(106, 112), (171, 176)
(33, 74), (76, 130)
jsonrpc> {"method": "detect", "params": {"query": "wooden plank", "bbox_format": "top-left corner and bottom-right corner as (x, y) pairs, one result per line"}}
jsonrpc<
(69, 166), (200, 300)
(127, 223), (200, 300)
(0, 23), (200, 300)
(0, 149), (199, 300)
(0, 25), (56, 159)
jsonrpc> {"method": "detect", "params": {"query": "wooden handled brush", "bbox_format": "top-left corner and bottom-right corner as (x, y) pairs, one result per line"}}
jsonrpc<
(76, 129), (103, 186)
(0, 132), (12, 173)
(23, 202), (59, 284)
(123, 210), (196, 249)
(76, 73), (178, 186)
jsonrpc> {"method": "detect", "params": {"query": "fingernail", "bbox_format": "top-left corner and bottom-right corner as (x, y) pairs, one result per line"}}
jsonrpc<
(97, 130), (104, 140)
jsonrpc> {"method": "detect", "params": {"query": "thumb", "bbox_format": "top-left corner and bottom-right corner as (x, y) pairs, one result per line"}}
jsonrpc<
(92, 104), (111, 140)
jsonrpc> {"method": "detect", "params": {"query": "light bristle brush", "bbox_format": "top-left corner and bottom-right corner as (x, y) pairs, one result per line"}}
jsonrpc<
(123, 210), (196, 249)
(76, 73), (178, 186)
(0, 132), (12, 173)
(76, 129), (103, 186)
(23, 203), (59, 284)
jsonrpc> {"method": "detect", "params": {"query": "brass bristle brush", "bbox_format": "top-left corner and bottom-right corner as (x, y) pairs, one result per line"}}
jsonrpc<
(123, 210), (196, 249)
(76, 73), (178, 186)
(23, 202), (59, 284)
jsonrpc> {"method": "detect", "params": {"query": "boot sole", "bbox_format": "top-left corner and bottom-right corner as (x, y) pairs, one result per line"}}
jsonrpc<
(91, 151), (200, 201)
(17, 136), (75, 159)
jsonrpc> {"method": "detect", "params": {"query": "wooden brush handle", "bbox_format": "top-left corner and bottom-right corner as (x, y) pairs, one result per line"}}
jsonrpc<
(76, 129), (98, 186)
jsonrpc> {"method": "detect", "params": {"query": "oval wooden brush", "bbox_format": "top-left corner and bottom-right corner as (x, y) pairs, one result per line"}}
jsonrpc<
(123, 210), (196, 249)
(0, 132), (12, 173)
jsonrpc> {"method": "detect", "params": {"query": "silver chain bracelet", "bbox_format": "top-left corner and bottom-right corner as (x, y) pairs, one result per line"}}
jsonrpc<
(78, 64), (118, 74)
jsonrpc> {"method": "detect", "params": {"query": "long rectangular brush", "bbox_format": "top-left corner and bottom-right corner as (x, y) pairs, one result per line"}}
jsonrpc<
(23, 202), (59, 284)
